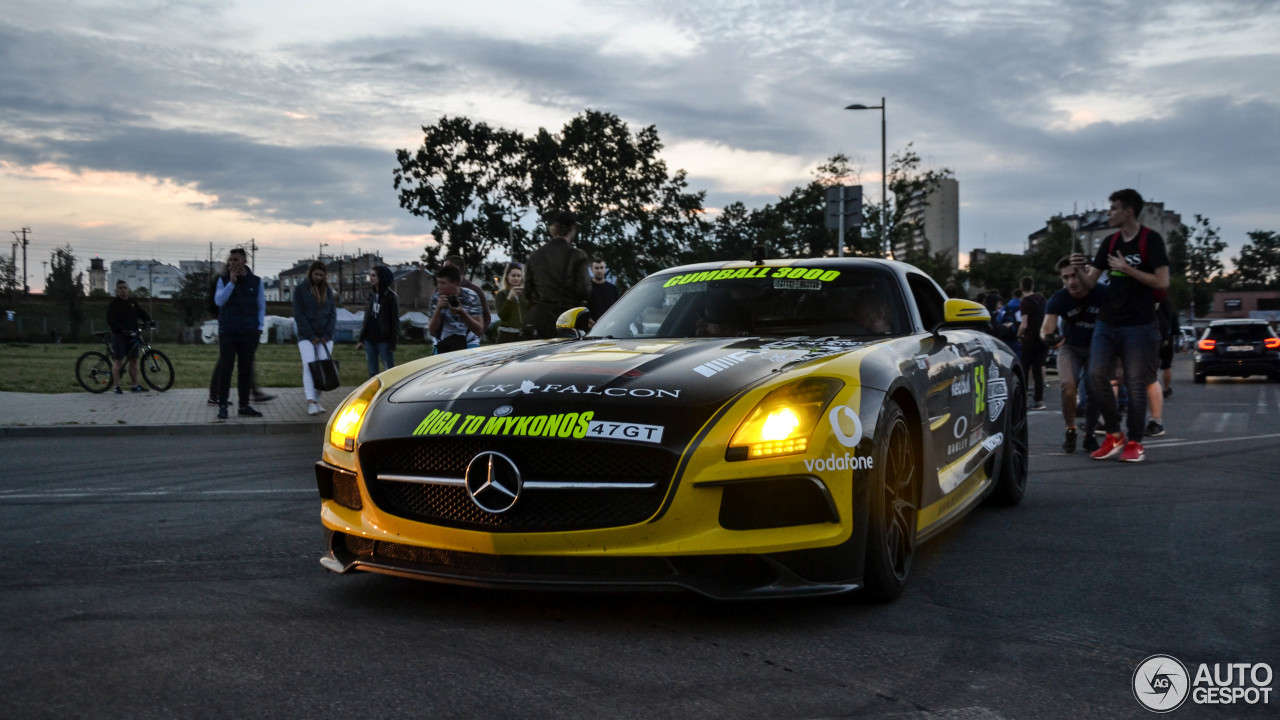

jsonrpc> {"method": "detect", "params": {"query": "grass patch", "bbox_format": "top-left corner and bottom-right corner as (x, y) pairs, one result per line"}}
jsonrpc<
(0, 341), (439, 394)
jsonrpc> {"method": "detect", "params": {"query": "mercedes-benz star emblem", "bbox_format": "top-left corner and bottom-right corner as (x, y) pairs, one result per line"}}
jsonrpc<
(464, 451), (522, 514)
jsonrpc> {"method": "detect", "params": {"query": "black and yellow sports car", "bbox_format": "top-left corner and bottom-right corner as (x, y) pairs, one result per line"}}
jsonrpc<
(315, 258), (1028, 600)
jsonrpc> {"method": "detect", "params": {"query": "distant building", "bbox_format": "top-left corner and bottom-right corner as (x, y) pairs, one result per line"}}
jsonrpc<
(88, 258), (107, 295)
(1204, 290), (1280, 323)
(179, 259), (222, 276)
(1028, 200), (1182, 256)
(897, 177), (959, 268)
(108, 260), (184, 299)
(389, 265), (437, 310)
(278, 252), (385, 306)
(262, 277), (281, 302)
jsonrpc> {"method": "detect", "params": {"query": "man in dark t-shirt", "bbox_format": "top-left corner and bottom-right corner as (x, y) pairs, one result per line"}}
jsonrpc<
(1016, 276), (1048, 410)
(1043, 257), (1105, 453)
(1081, 188), (1170, 463)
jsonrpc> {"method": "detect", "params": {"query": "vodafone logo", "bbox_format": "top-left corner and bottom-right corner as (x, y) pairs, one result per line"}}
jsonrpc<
(828, 405), (863, 447)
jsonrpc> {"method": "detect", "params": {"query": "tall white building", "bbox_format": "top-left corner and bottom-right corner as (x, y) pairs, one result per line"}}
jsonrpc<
(107, 260), (184, 299)
(897, 177), (959, 268)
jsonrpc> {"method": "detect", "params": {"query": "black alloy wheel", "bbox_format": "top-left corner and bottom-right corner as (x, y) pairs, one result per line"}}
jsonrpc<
(861, 399), (919, 602)
(988, 372), (1028, 506)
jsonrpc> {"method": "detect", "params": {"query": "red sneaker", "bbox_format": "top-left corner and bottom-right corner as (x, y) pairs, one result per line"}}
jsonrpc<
(1120, 440), (1145, 463)
(1091, 433), (1126, 460)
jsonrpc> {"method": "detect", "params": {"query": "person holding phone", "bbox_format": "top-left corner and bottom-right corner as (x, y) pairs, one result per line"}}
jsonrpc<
(1080, 188), (1170, 463)
(213, 247), (266, 419)
(428, 264), (483, 354)
(356, 265), (400, 377)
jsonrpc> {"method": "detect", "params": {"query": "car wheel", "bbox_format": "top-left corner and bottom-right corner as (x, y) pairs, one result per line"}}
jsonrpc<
(1193, 373), (1206, 384)
(861, 398), (919, 603)
(987, 373), (1028, 506)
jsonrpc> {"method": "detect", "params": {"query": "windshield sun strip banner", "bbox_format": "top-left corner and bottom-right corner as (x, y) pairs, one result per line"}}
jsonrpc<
(662, 267), (842, 287)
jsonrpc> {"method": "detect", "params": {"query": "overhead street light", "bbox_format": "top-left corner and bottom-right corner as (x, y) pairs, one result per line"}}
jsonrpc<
(845, 98), (888, 259)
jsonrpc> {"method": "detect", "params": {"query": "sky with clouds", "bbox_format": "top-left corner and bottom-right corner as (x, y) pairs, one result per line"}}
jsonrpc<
(3, 0), (1278, 291)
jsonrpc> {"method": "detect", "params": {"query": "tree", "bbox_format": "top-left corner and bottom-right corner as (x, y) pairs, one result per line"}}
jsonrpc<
(526, 110), (708, 286)
(1229, 230), (1280, 289)
(966, 250), (1033, 302)
(394, 116), (532, 272)
(44, 245), (86, 340)
(173, 270), (217, 327)
(861, 144), (955, 268)
(1185, 215), (1228, 316)
(0, 254), (17, 300)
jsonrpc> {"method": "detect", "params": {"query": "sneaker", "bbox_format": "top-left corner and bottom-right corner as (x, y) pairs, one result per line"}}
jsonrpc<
(1029, 400), (1046, 410)
(113, 386), (123, 395)
(252, 392), (276, 403)
(131, 384), (149, 392)
(1163, 386), (1172, 398)
(1062, 428), (1078, 453)
(207, 397), (219, 406)
(307, 401), (323, 416)
(1145, 420), (1165, 437)
(1120, 440), (1145, 463)
(1091, 433), (1126, 460)
(239, 406), (264, 418)
(217, 405), (229, 420)
(1082, 435), (1100, 453)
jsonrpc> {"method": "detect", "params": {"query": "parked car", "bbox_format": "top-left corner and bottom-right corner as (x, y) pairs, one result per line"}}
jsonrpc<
(1193, 319), (1280, 383)
(314, 258), (1028, 600)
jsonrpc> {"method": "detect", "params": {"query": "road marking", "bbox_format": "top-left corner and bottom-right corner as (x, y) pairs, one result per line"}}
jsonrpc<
(1033, 432), (1280, 457)
(1188, 412), (1247, 435)
(0, 488), (314, 501)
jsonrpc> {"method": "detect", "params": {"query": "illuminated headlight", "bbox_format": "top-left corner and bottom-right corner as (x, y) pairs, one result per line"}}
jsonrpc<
(328, 377), (381, 451)
(727, 378), (843, 460)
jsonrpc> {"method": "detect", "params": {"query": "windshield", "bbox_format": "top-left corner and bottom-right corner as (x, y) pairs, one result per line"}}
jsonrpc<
(1208, 323), (1276, 342)
(588, 265), (909, 339)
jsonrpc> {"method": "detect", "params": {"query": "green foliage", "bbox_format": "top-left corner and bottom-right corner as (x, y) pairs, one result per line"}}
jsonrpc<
(1185, 214), (1227, 286)
(44, 246), (86, 340)
(173, 270), (216, 327)
(0, 254), (18, 298)
(966, 251), (1034, 301)
(1228, 230), (1280, 289)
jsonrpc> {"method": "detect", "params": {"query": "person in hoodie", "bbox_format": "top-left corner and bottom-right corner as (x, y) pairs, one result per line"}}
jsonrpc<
(293, 260), (337, 415)
(356, 265), (400, 378)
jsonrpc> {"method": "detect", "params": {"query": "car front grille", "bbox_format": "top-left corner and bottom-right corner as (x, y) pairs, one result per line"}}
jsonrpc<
(359, 437), (681, 532)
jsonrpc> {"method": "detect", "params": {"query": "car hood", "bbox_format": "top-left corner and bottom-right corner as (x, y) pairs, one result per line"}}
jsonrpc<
(358, 336), (877, 444)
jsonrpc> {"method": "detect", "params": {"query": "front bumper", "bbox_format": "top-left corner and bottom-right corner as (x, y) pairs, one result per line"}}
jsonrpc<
(319, 528), (860, 600)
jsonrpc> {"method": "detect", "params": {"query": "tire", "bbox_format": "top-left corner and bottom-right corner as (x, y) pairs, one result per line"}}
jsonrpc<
(1193, 373), (1206, 384)
(75, 351), (115, 393)
(139, 348), (174, 392)
(987, 372), (1028, 506)
(861, 398), (919, 603)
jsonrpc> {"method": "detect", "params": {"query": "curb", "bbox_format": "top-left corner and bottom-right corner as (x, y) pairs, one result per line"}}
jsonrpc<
(0, 422), (326, 439)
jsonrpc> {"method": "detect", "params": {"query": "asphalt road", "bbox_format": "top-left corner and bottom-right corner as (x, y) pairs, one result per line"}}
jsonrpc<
(2, 362), (1277, 719)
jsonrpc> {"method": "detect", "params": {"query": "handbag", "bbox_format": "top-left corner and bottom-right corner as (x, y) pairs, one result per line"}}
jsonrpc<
(308, 343), (341, 391)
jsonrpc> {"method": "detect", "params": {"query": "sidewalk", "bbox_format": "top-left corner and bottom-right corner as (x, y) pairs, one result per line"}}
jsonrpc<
(0, 386), (357, 438)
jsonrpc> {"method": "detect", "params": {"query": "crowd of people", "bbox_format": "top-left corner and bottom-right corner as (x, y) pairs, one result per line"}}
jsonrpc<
(979, 188), (1174, 463)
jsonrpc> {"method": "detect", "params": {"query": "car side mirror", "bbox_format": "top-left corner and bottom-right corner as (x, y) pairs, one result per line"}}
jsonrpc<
(555, 307), (592, 338)
(931, 299), (991, 337)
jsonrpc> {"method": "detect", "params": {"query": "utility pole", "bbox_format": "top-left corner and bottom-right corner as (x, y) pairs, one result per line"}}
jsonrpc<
(248, 237), (257, 269)
(10, 227), (30, 294)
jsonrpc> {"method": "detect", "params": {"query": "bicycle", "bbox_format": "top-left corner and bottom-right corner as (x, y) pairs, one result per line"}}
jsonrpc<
(76, 325), (175, 393)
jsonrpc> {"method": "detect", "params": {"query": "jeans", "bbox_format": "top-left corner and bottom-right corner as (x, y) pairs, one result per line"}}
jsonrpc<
(1089, 320), (1159, 442)
(217, 330), (260, 408)
(1020, 341), (1047, 403)
(364, 342), (395, 378)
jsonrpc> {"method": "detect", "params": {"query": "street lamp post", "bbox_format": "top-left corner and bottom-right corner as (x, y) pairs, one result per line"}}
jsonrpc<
(844, 98), (888, 259)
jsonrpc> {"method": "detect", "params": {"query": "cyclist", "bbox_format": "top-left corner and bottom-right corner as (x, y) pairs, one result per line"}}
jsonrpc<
(106, 279), (152, 394)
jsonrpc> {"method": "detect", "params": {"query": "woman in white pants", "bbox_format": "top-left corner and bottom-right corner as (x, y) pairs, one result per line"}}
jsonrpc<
(292, 261), (338, 415)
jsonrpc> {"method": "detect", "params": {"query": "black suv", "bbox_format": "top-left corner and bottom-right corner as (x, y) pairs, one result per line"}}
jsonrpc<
(1193, 319), (1280, 383)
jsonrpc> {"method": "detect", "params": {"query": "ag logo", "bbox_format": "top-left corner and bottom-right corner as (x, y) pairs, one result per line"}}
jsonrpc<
(1133, 654), (1190, 713)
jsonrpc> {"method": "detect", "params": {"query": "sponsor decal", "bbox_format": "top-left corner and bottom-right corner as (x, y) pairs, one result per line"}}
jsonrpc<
(980, 432), (1004, 453)
(413, 409), (594, 439)
(662, 267), (842, 288)
(828, 405), (863, 447)
(914, 354), (929, 371)
(761, 337), (867, 355)
(694, 349), (760, 377)
(1132, 655), (1276, 712)
(952, 373), (972, 397)
(946, 437), (970, 456)
(987, 361), (1008, 422)
(945, 416), (973, 456)
(803, 452), (873, 472)
(410, 409), (665, 444)
(773, 278), (823, 290)
(466, 382), (681, 399)
(952, 415), (969, 439)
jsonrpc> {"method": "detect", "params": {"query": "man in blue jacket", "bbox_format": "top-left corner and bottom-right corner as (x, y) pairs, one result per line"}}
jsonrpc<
(213, 248), (266, 419)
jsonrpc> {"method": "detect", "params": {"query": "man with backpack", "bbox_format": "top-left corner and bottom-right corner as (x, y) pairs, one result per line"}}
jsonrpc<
(1080, 188), (1170, 463)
